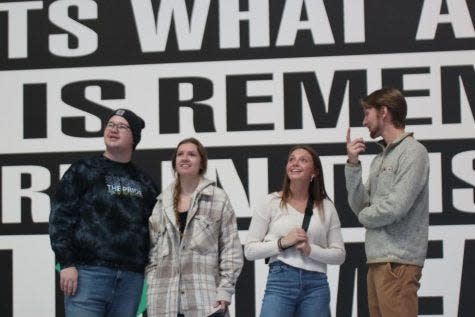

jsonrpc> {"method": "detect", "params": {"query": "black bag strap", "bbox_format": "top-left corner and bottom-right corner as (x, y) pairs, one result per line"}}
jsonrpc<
(265, 197), (314, 264)
(301, 198), (314, 232)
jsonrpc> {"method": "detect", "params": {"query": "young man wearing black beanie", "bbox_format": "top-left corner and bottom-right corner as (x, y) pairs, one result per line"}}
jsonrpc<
(49, 108), (158, 317)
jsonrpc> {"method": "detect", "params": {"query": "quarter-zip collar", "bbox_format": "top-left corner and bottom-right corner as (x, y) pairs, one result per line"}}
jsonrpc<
(376, 132), (414, 154)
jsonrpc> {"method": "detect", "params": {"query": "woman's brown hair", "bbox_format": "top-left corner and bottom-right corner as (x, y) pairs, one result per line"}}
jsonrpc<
(171, 138), (208, 228)
(280, 145), (329, 219)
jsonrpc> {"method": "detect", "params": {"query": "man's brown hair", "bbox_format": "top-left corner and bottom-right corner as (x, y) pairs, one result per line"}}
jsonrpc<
(361, 87), (407, 128)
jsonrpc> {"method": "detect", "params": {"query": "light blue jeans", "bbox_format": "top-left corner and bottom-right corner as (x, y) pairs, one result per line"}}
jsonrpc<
(260, 261), (330, 317)
(64, 265), (144, 317)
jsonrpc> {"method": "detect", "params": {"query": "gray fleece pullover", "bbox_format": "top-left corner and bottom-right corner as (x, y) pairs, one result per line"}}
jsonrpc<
(345, 132), (429, 266)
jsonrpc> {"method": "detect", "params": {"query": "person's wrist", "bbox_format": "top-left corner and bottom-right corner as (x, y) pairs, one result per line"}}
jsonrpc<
(347, 158), (360, 166)
(278, 237), (290, 250)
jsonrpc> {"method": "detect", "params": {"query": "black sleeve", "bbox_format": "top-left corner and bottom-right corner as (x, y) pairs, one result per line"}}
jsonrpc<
(48, 161), (86, 268)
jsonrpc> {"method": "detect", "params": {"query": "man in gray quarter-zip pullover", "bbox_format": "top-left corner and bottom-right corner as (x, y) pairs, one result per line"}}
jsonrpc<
(345, 88), (429, 317)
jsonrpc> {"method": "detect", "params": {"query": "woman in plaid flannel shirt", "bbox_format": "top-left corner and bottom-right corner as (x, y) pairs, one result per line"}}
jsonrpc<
(146, 138), (243, 317)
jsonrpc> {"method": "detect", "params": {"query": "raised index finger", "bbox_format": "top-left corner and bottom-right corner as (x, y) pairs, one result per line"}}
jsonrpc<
(346, 127), (351, 144)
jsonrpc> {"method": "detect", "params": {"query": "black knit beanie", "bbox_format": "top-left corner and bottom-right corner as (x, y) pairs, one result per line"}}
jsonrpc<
(107, 109), (145, 150)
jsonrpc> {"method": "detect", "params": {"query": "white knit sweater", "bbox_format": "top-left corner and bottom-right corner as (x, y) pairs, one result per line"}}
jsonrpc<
(244, 192), (345, 273)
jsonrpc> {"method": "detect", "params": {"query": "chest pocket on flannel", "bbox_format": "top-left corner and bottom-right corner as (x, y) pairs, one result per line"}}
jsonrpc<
(187, 215), (220, 255)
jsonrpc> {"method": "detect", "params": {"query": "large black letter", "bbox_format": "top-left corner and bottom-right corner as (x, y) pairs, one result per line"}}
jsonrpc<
(23, 83), (47, 139)
(226, 74), (273, 131)
(235, 255), (256, 317)
(0, 250), (12, 317)
(159, 77), (215, 134)
(458, 239), (475, 316)
(61, 80), (124, 137)
(382, 67), (432, 125)
(336, 242), (368, 317)
(441, 65), (475, 124)
(283, 70), (366, 129)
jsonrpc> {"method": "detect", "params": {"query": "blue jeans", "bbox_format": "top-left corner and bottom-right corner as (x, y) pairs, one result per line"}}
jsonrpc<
(260, 261), (330, 317)
(177, 313), (225, 317)
(64, 265), (144, 317)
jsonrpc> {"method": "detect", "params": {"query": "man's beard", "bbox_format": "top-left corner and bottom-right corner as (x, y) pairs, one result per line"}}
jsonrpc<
(369, 126), (380, 139)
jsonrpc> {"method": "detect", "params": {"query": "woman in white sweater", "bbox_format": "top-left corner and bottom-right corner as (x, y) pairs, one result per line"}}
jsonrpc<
(245, 145), (345, 317)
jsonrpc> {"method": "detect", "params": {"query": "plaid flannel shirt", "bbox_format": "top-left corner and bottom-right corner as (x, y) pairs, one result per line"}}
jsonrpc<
(146, 178), (243, 317)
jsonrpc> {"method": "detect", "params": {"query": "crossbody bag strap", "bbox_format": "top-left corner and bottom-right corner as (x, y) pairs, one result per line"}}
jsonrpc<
(301, 198), (314, 232)
(265, 198), (314, 264)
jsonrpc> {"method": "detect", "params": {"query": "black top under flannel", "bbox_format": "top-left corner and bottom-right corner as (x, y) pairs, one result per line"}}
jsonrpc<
(49, 155), (158, 272)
